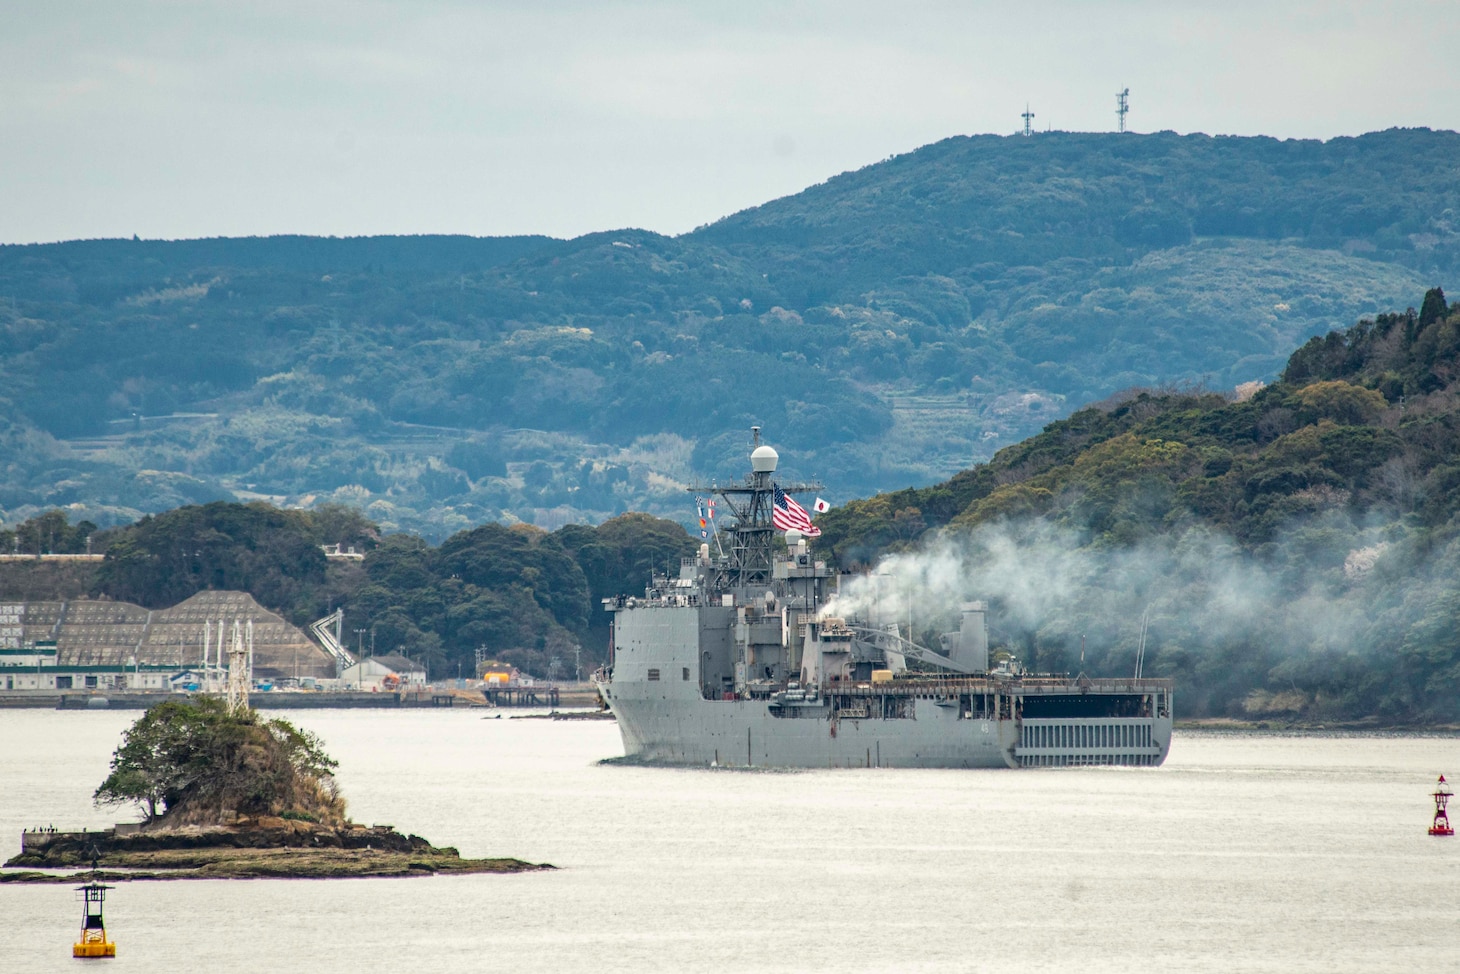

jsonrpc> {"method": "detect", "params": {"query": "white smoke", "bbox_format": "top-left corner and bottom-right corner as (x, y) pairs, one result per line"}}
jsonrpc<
(820, 516), (1388, 686)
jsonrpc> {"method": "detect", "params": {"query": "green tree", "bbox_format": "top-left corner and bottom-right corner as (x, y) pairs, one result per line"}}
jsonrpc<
(94, 697), (343, 825)
(1292, 380), (1388, 426)
(555, 512), (697, 639)
(93, 502), (329, 621)
(1419, 286), (1448, 329)
(12, 510), (97, 555)
(436, 523), (589, 632)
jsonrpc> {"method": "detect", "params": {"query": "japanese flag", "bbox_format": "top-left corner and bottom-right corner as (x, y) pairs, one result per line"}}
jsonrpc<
(812, 497), (831, 513)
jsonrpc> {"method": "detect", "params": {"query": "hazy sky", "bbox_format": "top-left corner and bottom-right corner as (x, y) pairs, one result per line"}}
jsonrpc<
(4, 1), (1458, 244)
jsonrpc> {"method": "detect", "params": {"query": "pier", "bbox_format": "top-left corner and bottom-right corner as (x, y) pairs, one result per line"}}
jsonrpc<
(480, 685), (561, 707)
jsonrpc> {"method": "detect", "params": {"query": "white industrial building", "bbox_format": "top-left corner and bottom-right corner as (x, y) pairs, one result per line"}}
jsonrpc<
(0, 642), (179, 691)
(339, 653), (427, 691)
(0, 592), (336, 692)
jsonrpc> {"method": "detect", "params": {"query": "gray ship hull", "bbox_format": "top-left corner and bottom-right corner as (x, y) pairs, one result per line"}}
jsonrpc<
(598, 603), (1173, 769)
(602, 683), (1172, 769)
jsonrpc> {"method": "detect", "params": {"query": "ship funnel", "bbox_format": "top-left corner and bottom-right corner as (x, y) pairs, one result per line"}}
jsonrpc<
(939, 601), (989, 672)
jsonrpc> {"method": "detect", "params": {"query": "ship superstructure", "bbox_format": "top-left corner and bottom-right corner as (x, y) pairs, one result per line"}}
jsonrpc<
(595, 431), (1173, 769)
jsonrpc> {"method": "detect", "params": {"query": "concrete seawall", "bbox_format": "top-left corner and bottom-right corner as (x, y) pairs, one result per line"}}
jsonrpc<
(0, 688), (602, 710)
(0, 691), (409, 710)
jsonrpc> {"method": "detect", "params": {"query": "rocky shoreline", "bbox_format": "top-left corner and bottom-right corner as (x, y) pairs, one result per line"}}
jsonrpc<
(2, 820), (551, 882)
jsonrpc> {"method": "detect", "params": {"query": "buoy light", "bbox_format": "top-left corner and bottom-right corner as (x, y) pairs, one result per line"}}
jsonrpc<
(1429, 774), (1454, 837)
(72, 881), (116, 958)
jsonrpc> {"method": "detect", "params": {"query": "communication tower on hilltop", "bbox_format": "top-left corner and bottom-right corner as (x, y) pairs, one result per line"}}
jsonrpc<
(1021, 104), (1035, 137)
(1116, 87), (1130, 133)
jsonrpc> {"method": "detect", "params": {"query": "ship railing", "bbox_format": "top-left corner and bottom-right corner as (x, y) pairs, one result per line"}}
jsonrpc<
(616, 594), (703, 609)
(818, 676), (1173, 697)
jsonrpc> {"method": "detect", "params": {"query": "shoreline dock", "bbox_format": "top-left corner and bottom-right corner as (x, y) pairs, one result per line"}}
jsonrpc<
(0, 684), (604, 710)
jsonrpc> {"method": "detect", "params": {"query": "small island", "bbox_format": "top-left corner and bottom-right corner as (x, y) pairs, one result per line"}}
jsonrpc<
(3, 696), (548, 882)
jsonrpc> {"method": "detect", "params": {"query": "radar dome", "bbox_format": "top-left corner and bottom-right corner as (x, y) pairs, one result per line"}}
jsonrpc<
(750, 444), (779, 473)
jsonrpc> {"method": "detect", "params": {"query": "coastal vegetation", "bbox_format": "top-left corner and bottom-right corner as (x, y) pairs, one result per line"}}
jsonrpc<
(1, 129), (1456, 535)
(94, 696), (343, 826)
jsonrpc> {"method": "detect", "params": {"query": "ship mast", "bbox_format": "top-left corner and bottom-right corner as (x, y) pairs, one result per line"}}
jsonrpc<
(686, 427), (820, 592)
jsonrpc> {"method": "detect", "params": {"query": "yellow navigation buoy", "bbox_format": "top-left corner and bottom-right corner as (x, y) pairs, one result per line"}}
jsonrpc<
(72, 880), (116, 958)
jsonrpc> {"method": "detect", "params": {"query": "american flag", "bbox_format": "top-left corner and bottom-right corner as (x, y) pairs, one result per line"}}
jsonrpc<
(772, 484), (821, 537)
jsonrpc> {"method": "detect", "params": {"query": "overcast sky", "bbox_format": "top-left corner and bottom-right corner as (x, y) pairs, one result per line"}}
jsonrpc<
(3, 1), (1458, 245)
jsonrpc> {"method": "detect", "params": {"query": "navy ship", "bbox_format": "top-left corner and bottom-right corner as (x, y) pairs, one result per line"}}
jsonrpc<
(594, 431), (1173, 769)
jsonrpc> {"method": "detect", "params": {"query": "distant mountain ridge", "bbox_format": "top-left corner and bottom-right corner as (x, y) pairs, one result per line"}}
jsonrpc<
(7, 234), (560, 278)
(0, 128), (1454, 536)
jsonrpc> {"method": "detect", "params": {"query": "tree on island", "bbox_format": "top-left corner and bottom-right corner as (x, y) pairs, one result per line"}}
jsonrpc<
(94, 697), (346, 827)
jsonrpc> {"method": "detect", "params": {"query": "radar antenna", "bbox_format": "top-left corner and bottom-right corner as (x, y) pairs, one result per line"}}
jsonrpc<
(1021, 104), (1035, 137)
(1116, 87), (1130, 133)
(686, 428), (820, 590)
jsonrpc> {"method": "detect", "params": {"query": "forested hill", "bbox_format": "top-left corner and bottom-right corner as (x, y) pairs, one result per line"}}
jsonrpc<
(9, 289), (1460, 719)
(817, 288), (1460, 721)
(1, 128), (1456, 538)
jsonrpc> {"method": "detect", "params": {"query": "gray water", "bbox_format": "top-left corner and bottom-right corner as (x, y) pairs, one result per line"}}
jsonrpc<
(1, 708), (1456, 973)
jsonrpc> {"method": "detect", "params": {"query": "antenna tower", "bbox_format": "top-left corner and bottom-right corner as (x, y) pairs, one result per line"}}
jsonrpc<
(225, 618), (252, 715)
(685, 427), (820, 590)
(1021, 104), (1035, 137)
(1116, 87), (1130, 133)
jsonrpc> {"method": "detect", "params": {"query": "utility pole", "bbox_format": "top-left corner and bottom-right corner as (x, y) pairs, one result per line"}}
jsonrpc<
(354, 628), (366, 685)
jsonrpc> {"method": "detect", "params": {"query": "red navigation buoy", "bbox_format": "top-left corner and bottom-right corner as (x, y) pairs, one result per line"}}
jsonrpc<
(1429, 775), (1454, 836)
